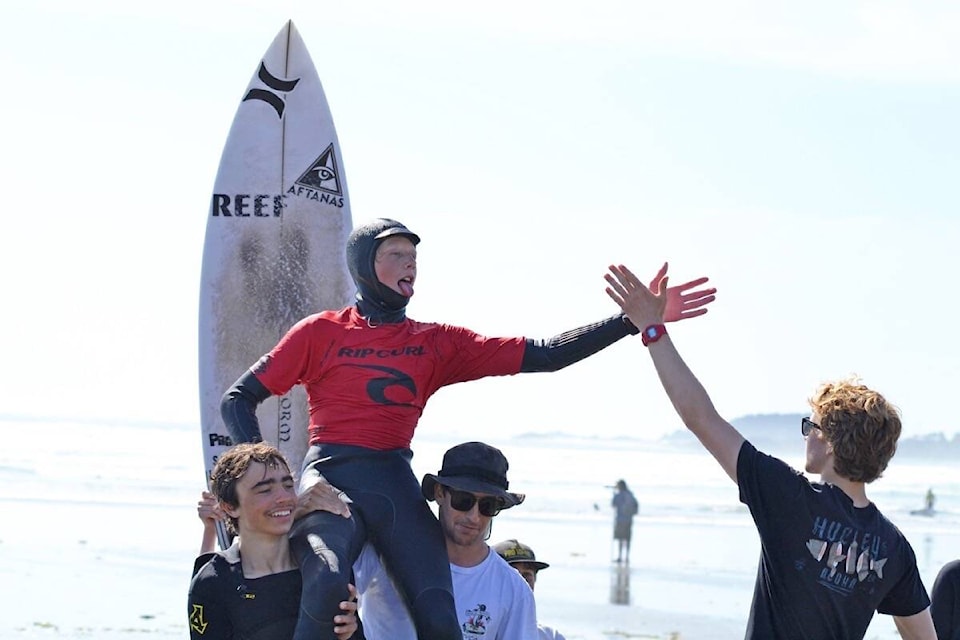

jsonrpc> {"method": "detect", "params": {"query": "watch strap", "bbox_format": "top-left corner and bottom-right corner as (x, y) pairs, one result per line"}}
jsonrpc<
(641, 323), (667, 346)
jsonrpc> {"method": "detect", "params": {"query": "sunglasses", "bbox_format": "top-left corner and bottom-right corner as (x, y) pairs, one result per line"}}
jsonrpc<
(445, 488), (504, 517)
(801, 417), (821, 437)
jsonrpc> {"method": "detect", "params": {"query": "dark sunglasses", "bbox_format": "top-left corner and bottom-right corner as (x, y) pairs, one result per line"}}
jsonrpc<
(445, 488), (504, 517)
(801, 417), (821, 437)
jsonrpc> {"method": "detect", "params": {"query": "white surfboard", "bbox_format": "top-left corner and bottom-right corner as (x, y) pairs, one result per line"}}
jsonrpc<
(198, 21), (354, 535)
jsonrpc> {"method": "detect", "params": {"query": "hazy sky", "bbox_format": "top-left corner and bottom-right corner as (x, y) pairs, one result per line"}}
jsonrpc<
(1, 1), (958, 442)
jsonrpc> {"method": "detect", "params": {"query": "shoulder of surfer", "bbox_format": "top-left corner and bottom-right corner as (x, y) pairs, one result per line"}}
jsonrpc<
(287, 308), (354, 331)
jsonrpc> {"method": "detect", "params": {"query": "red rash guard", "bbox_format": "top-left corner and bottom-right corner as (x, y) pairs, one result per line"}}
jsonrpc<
(253, 307), (526, 450)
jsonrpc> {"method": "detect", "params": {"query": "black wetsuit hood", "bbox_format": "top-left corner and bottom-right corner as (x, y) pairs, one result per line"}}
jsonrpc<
(346, 218), (420, 323)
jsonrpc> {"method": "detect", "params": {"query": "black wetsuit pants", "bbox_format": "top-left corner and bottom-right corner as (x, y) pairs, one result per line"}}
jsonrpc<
(288, 445), (460, 640)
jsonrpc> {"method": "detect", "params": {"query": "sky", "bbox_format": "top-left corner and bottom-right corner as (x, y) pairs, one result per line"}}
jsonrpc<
(1, 1), (958, 443)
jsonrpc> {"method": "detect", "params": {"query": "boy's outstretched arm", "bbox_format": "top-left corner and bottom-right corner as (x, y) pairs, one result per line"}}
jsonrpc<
(605, 263), (743, 483)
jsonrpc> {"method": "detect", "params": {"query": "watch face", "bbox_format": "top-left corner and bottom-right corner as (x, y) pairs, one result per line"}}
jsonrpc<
(642, 324), (665, 346)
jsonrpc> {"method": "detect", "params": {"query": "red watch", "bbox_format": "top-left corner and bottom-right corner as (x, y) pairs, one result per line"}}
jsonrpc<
(641, 324), (667, 346)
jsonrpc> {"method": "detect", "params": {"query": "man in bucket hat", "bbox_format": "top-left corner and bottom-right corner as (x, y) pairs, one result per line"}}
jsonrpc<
(355, 442), (537, 639)
(494, 539), (567, 640)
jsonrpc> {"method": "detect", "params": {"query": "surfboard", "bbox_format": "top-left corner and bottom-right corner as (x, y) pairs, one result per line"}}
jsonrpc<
(198, 21), (354, 545)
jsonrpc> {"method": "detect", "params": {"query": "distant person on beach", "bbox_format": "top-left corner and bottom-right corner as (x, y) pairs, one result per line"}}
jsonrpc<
(188, 443), (360, 640)
(354, 441), (537, 639)
(220, 218), (716, 639)
(494, 538), (568, 640)
(605, 263), (937, 640)
(926, 488), (936, 512)
(931, 559), (960, 640)
(611, 479), (638, 563)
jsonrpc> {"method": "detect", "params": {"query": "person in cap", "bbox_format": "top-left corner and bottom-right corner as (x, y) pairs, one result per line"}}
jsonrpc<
(604, 263), (936, 640)
(220, 218), (716, 640)
(355, 442), (537, 640)
(494, 539), (567, 640)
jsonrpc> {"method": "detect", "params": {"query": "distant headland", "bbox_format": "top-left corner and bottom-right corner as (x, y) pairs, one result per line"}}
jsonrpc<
(660, 413), (960, 460)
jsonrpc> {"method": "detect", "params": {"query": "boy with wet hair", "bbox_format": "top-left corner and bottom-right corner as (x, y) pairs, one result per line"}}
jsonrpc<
(190, 443), (359, 640)
(209, 442), (290, 534)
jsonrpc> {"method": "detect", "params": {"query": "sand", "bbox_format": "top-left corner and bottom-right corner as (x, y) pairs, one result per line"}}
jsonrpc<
(3, 497), (954, 639)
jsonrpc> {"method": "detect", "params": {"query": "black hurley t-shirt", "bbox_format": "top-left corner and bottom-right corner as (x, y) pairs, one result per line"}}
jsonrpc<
(737, 441), (929, 640)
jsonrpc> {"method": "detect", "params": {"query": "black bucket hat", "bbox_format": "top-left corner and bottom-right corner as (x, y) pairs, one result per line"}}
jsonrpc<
(421, 442), (524, 509)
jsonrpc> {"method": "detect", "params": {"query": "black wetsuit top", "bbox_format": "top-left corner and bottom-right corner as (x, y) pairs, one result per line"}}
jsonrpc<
(188, 544), (301, 640)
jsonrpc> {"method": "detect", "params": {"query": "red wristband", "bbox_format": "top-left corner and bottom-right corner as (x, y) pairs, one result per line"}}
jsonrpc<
(640, 324), (667, 346)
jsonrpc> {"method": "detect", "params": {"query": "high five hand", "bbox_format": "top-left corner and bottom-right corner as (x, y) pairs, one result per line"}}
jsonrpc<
(606, 263), (677, 330)
(645, 262), (715, 323)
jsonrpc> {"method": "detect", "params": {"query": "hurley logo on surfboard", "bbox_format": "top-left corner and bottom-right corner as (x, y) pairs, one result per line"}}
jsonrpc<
(242, 61), (300, 118)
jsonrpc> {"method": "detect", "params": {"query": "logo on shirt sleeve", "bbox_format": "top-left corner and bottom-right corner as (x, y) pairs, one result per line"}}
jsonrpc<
(189, 604), (208, 635)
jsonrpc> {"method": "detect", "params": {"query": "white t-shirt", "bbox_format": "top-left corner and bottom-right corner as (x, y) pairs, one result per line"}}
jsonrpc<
(355, 544), (538, 640)
(538, 623), (567, 640)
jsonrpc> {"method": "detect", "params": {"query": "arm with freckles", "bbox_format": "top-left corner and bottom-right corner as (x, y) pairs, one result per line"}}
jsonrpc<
(604, 264), (742, 483)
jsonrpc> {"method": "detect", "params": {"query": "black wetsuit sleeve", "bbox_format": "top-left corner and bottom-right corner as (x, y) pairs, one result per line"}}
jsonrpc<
(220, 370), (272, 444)
(519, 313), (638, 373)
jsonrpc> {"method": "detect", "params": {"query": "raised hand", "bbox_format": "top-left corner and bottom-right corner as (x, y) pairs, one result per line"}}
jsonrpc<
(605, 264), (668, 330)
(197, 490), (225, 525)
(647, 262), (716, 322)
(197, 490), (226, 554)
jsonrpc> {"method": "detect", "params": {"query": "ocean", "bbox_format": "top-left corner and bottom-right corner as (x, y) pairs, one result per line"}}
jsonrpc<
(1, 417), (957, 639)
